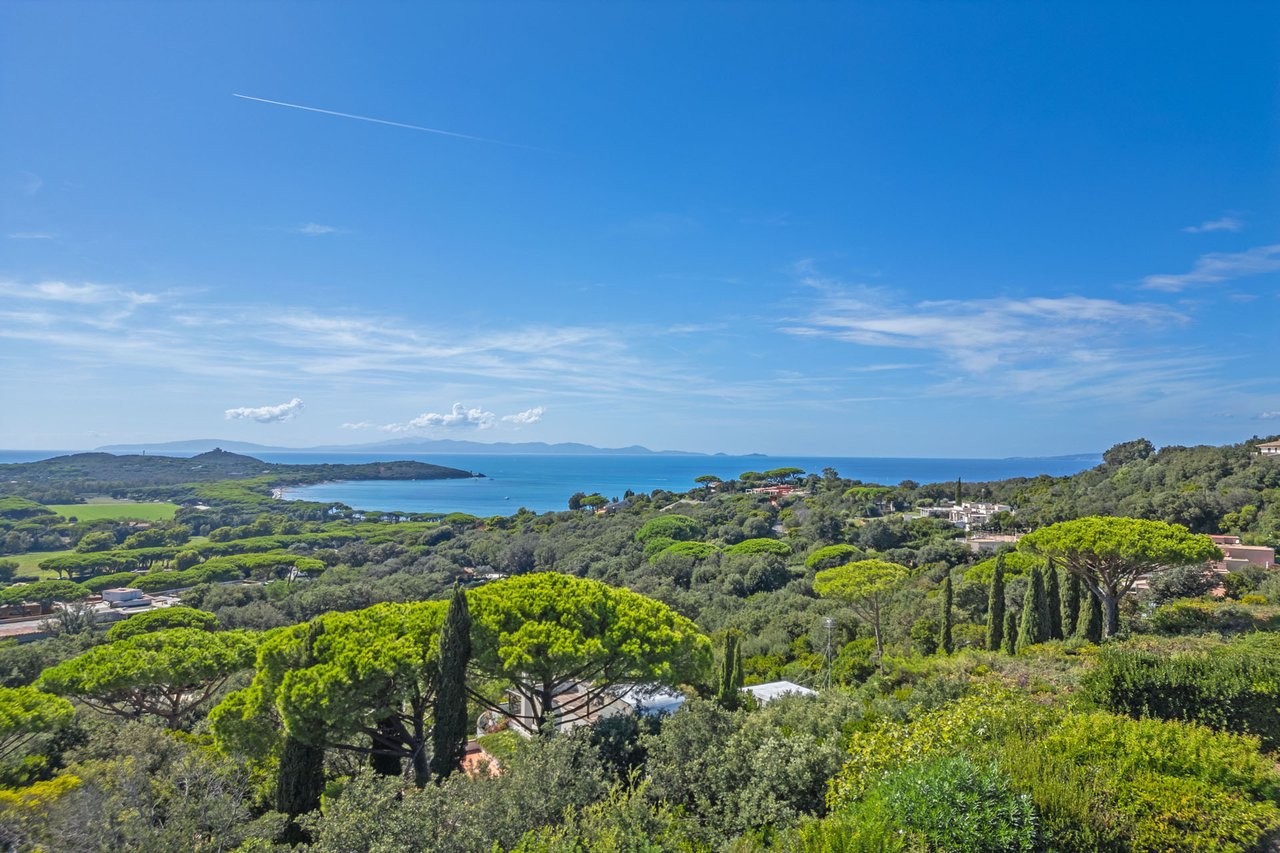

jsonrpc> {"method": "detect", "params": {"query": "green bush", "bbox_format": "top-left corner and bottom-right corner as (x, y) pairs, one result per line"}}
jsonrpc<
(1083, 640), (1280, 750)
(804, 545), (863, 572)
(106, 606), (220, 642)
(876, 755), (1038, 852)
(1148, 600), (1256, 636)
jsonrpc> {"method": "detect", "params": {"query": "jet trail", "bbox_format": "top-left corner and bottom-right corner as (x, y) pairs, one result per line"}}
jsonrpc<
(232, 93), (532, 149)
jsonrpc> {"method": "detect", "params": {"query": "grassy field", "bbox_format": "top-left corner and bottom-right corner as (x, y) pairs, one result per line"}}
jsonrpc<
(4, 549), (71, 581)
(46, 500), (179, 522)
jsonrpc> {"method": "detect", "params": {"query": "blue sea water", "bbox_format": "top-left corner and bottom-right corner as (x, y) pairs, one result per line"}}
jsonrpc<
(0, 450), (1101, 517)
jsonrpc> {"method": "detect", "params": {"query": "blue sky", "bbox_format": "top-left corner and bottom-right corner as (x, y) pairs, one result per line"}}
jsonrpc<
(2, 1), (1277, 456)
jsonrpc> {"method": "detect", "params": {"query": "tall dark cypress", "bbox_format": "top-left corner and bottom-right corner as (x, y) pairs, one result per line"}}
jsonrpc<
(1062, 572), (1082, 638)
(1078, 588), (1103, 643)
(716, 631), (744, 710)
(1002, 610), (1018, 655)
(1044, 566), (1063, 640)
(1017, 565), (1046, 650)
(986, 554), (1006, 651)
(937, 576), (954, 655)
(955, 477), (963, 505)
(276, 621), (327, 838)
(430, 584), (472, 781)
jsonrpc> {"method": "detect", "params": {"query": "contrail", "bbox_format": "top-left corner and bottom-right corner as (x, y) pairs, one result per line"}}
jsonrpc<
(232, 93), (534, 149)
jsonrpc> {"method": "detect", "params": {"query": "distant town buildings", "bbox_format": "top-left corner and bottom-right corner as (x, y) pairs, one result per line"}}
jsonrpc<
(916, 501), (1013, 532)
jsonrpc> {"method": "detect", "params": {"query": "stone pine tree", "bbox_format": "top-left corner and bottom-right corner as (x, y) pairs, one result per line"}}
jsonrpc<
(1002, 611), (1018, 655)
(1078, 588), (1103, 643)
(1017, 565), (1048, 650)
(429, 584), (471, 781)
(937, 576), (954, 655)
(1062, 572), (1082, 638)
(716, 631), (744, 710)
(1044, 566), (1063, 640)
(986, 554), (1006, 651)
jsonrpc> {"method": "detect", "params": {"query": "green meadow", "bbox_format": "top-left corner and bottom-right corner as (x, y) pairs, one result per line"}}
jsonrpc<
(46, 501), (179, 522)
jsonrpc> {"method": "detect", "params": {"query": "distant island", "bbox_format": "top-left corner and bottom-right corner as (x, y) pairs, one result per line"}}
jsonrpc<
(94, 438), (715, 456)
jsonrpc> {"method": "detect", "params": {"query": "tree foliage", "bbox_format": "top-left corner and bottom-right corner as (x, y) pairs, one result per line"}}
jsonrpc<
(468, 573), (710, 732)
(105, 606), (219, 642)
(814, 560), (910, 660)
(1020, 516), (1221, 637)
(38, 627), (256, 729)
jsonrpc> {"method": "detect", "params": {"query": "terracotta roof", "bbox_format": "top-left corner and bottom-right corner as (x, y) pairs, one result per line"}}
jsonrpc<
(1259, 440), (1280, 448)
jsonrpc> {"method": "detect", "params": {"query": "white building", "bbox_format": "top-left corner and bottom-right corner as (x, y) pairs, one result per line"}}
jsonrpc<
(917, 502), (1013, 532)
(1258, 440), (1280, 456)
(742, 680), (817, 704)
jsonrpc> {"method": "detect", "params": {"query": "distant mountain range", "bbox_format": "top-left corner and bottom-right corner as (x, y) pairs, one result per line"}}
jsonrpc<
(94, 438), (714, 456)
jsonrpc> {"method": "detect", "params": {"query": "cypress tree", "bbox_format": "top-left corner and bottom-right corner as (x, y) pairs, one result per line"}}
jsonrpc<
(716, 631), (744, 710)
(1017, 565), (1047, 650)
(1002, 610), (1018, 655)
(938, 576), (954, 655)
(430, 583), (472, 782)
(1063, 572), (1082, 637)
(955, 477), (963, 505)
(275, 621), (327, 841)
(986, 554), (1006, 651)
(1078, 588), (1103, 643)
(1044, 565), (1063, 640)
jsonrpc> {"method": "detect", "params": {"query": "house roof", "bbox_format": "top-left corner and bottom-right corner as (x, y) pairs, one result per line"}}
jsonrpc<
(1259, 440), (1280, 448)
(742, 680), (818, 704)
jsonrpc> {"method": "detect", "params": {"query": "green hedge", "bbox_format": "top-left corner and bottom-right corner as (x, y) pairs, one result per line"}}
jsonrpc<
(1083, 635), (1280, 750)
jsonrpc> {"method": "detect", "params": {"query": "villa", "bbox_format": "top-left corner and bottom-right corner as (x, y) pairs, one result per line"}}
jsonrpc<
(1258, 440), (1280, 456)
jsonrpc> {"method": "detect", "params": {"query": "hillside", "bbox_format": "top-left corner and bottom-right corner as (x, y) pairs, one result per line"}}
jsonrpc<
(0, 449), (479, 499)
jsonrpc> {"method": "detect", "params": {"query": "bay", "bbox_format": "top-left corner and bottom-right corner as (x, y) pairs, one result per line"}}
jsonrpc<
(0, 450), (1101, 517)
(272, 452), (1098, 516)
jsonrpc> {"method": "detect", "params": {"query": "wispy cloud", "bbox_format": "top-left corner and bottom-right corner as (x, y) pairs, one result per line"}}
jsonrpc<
(1142, 244), (1280, 292)
(6, 232), (53, 240)
(294, 223), (339, 236)
(233, 93), (537, 150)
(781, 275), (1208, 405)
(225, 397), (304, 423)
(502, 406), (546, 425)
(1258, 411), (1280, 420)
(0, 280), (158, 307)
(341, 421), (375, 430)
(1183, 215), (1243, 234)
(382, 403), (496, 432)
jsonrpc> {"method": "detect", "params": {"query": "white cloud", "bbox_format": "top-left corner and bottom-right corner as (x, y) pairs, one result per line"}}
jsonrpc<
(1142, 244), (1280, 292)
(382, 403), (496, 432)
(341, 421), (375, 430)
(6, 232), (53, 240)
(502, 406), (546, 425)
(0, 280), (158, 307)
(1258, 412), (1280, 420)
(225, 397), (304, 423)
(294, 223), (338, 236)
(1183, 216), (1243, 234)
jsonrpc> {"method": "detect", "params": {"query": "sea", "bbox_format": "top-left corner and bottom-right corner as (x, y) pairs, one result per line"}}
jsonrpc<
(0, 450), (1101, 517)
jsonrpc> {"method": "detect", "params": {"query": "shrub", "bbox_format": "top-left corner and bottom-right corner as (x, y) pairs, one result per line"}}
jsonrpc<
(1144, 564), (1217, 604)
(875, 756), (1038, 852)
(1084, 640), (1280, 750)
(1148, 600), (1256, 636)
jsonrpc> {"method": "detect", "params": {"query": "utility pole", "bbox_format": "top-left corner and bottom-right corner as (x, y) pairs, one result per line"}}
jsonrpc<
(822, 617), (835, 690)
